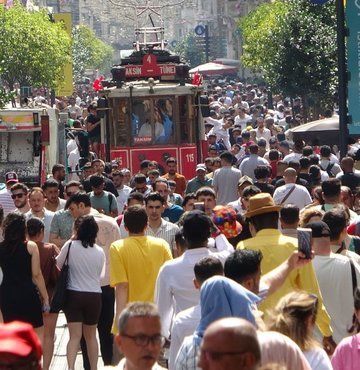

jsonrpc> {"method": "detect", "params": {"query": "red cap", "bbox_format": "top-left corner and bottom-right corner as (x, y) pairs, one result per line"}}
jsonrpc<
(0, 321), (42, 366)
(5, 171), (18, 184)
(242, 140), (255, 148)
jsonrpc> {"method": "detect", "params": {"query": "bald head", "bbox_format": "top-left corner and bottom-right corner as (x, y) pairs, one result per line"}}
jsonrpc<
(198, 318), (260, 370)
(283, 168), (297, 184)
(341, 156), (354, 173)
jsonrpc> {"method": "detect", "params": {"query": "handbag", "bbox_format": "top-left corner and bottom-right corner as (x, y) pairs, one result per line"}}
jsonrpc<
(50, 242), (71, 313)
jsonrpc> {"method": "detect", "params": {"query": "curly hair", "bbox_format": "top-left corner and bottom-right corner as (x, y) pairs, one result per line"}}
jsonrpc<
(299, 208), (324, 228)
(1, 213), (26, 251)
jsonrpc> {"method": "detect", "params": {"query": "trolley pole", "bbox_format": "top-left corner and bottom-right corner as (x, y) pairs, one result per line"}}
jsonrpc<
(204, 25), (210, 63)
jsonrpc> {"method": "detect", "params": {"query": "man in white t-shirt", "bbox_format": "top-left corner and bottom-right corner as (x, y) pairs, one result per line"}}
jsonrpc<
(319, 145), (341, 177)
(213, 151), (242, 205)
(252, 117), (271, 147)
(112, 170), (131, 214)
(234, 107), (251, 130)
(308, 221), (360, 345)
(273, 168), (312, 210)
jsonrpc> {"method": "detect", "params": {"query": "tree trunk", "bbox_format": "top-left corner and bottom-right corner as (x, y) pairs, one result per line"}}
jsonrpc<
(302, 95), (309, 122)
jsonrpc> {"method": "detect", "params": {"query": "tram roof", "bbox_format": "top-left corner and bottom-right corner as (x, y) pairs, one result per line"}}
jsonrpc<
(103, 81), (201, 98)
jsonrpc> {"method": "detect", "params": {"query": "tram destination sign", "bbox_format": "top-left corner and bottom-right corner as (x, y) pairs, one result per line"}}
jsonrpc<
(125, 54), (177, 78)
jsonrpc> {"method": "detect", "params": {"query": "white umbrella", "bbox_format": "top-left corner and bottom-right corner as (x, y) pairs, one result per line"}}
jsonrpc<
(189, 62), (238, 76)
(290, 116), (339, 133)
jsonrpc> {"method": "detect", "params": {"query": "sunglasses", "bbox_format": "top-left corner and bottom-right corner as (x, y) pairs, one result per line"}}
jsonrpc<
(11, 193), (25, 199)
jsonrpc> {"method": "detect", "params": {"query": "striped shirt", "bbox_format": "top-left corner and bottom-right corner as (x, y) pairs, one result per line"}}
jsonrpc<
(146, 219), (179, 253)
(0, 188), (15, 217)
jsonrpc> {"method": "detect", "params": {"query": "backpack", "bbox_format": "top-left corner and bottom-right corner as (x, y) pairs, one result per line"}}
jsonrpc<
(321, 162), (335, 177)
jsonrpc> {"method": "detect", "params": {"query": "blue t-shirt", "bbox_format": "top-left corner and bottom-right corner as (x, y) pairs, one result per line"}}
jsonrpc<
(162, 204), (183, 223)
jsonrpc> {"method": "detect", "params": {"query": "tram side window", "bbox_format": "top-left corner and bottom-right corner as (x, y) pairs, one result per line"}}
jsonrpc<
(154, 98), (173, 144)
(132, 98), (174, 146)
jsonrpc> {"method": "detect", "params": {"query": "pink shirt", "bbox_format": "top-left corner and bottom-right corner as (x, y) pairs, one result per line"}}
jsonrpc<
(331, 334), (360, 370)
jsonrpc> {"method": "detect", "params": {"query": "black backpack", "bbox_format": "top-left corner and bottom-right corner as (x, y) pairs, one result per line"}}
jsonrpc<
(321, 162), (335, 177)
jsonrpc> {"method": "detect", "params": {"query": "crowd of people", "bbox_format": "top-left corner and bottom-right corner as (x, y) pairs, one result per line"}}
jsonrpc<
(1, 83), (360, 370)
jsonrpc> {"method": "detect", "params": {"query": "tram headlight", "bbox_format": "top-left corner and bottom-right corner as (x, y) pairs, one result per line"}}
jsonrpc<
(148, 78), (155, 94)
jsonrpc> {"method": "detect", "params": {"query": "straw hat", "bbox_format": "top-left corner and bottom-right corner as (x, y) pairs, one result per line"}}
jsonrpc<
(245, 193), (281, 218)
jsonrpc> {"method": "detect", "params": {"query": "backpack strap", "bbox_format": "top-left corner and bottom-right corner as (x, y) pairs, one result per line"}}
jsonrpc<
(349, 258), (357, 296)
(352, 236), (360, 255)
(326, 162), (335, 177)
(108, 192), (113, 213)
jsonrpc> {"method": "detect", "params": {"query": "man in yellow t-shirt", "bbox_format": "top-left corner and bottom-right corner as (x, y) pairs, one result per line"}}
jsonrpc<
(236, 193), (336, 355)
(110, 205), (172, 333)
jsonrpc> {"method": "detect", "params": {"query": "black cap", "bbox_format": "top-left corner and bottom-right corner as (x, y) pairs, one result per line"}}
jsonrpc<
(306, 221), (331, 238)
(182, 210), (211, 242)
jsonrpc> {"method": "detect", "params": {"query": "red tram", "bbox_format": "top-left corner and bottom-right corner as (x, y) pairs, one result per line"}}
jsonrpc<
(101, 25), (205, 178)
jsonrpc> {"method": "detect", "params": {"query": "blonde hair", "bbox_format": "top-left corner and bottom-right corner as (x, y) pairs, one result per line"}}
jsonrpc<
(266, 291), (318, 351)
(299, 208), (324, 228)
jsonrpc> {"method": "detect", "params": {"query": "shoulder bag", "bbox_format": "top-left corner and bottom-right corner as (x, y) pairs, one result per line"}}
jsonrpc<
(280, 184), (296, 205)
(50, 242), (72, 313)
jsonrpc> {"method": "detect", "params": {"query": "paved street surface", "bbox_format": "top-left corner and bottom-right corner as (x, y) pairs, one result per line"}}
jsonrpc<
(50, 313), (103, 370)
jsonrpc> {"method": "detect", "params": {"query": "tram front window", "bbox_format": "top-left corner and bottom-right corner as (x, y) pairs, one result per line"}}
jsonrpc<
(131, 98), (174, 146)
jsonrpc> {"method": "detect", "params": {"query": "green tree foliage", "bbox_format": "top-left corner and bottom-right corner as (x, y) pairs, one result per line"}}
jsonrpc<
(173, 33), (206, 68)
(0, 3), (71, 90)
(72, 25), (114, 82)
(240, 0), (337, 108)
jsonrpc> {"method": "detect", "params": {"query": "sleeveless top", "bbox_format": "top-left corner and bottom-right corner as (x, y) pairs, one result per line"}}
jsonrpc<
(0, 241), (35, 289)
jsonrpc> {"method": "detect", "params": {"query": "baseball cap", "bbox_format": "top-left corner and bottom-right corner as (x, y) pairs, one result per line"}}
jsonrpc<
(212, 206), (242, 239)
(238, 176), (253, 187)
(209, 110), (217, 116)
(5, 171), (18, 184)
(196, 164), (207, 172)
(82, 162), (92, 170)
(182, 210), (212, 242)
(0, 321), (42, 367)
(306, 221), (331, 238)
(111, 160), (119, 167)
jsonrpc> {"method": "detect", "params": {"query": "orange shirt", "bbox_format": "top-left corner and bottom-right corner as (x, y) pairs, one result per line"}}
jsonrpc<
(163, 173), (186, 196)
